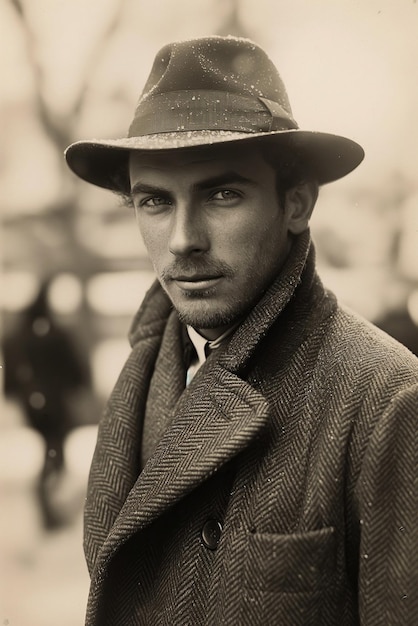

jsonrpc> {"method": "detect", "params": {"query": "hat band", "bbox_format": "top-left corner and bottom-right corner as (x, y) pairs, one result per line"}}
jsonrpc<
(128, 90), (298, 137)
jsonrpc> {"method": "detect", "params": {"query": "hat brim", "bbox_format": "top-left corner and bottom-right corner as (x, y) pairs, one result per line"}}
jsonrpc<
(65, 129), (364, 193)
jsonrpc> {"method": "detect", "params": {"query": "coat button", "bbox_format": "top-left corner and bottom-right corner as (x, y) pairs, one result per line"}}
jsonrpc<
(201, 519), (223, 550)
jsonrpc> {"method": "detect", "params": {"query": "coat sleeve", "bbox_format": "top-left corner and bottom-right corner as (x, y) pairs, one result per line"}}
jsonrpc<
(354, 382), (418, 625)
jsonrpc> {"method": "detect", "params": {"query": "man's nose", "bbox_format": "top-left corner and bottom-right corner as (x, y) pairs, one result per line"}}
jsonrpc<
(168, 206), (209, 256)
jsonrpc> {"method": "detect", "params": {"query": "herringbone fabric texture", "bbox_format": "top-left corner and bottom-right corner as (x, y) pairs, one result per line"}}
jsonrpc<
(84, 231), (418, 625)
(140, 313), (191, 467)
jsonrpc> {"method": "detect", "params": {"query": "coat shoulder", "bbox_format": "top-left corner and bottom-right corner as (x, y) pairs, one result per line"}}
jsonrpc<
(326, 304), (418, 381)
(312, 302), (418, 436)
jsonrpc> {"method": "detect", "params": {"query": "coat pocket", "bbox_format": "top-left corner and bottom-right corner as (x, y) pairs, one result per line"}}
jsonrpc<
(245, 526), (337, 594)
(241, 528), (337, 625)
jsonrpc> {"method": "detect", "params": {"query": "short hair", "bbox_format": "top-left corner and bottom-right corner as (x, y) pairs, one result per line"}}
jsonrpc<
(259, 142), (315, 208)
(110, 160), (133, 208)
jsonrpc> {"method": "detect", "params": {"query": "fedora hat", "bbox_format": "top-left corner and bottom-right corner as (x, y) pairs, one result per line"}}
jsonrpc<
(65, 36), (364, 192)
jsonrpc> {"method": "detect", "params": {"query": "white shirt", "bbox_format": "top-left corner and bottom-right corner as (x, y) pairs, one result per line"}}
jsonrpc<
(186, 324), (239, 385)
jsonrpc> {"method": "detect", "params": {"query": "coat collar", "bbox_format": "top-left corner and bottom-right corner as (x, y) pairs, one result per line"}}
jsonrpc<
(219, 230), (313, 374)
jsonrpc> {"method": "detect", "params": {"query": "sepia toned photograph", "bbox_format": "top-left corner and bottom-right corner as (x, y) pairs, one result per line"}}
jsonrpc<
(1, 1), (417, 624)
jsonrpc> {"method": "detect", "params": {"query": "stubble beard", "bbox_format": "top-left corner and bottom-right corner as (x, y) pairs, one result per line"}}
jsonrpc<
(157, 248), (282, 331)
(158, 257), (243, 330)
(174, 292), (243, 330)
(161, 274), (267, 331)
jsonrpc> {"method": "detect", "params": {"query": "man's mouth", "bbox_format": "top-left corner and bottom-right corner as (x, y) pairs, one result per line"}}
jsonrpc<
(172, 274), (222, 290)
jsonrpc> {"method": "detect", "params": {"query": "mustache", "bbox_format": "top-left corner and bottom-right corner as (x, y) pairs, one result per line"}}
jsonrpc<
(161, 257), (234, 281)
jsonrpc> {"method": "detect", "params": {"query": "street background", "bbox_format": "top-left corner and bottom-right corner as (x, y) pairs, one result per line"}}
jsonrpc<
(1, 1), (418, 624)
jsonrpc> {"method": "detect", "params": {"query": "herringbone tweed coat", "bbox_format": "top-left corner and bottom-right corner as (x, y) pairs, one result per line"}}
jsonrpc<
(84, 231), (418, 625)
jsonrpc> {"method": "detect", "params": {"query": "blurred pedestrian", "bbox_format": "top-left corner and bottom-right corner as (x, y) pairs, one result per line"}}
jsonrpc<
(65, 36), (418, 624)
(377, 305), (418, 356)
(3, 279), (92, 529)
(375, 284), (418, 357)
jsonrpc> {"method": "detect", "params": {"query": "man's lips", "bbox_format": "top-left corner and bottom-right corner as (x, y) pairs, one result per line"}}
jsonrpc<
(171, 274), (222, 290)
(173, 274), (220, 281)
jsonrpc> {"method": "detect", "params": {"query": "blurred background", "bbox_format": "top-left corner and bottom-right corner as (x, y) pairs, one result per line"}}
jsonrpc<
(1, 0), (417, 624)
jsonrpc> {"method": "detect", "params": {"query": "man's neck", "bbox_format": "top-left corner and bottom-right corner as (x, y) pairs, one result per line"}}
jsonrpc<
(196, 323), (237, 341)
(193, 320), (241, 347)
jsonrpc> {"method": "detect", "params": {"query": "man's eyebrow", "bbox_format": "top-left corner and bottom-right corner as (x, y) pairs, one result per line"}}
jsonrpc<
(130, 182), (169, 196)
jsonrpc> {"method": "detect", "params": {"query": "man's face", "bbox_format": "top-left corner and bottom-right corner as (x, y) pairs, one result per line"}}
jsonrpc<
(129, 143), (300, 339)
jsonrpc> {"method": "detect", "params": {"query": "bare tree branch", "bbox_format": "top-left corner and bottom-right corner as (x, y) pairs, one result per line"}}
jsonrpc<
(8, 0), (129, 150)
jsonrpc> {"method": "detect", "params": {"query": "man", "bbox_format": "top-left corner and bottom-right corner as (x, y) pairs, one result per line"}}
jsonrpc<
(65, 36), (418, 625)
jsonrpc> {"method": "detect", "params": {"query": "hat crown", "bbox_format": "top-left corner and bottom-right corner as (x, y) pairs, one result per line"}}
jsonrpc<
(64, 36), (365, 192)
(140, 36), (293, 115)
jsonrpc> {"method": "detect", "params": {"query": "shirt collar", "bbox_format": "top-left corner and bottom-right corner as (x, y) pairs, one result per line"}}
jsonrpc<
(185, 323), (241, 386)
(187, 322), (241, 364)
(186, 325), (208, 368)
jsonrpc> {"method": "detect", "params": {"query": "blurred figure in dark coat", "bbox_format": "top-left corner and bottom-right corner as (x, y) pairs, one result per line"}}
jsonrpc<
(3, 278), (92, 529)
(376, 295), (418, 357)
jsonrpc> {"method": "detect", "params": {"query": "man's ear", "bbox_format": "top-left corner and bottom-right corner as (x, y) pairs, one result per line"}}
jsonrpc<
(285, 180), (318, 234)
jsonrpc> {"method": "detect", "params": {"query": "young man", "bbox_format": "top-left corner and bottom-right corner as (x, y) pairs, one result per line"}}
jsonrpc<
(65, 36), (418, 625)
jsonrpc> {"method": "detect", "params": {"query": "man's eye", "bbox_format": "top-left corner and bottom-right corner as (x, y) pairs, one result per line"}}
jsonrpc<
(140, 196), (171, 208)
(210, 189), (240, 202)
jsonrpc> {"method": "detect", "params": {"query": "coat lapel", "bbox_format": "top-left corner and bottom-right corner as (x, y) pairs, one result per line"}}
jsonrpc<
(140, 311), (189, 467)
(84, 283), (173, 574)
(93, 361), (270, 575)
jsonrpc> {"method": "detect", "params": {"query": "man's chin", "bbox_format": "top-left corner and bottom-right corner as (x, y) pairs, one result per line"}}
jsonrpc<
(174, 302), (240, 331)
